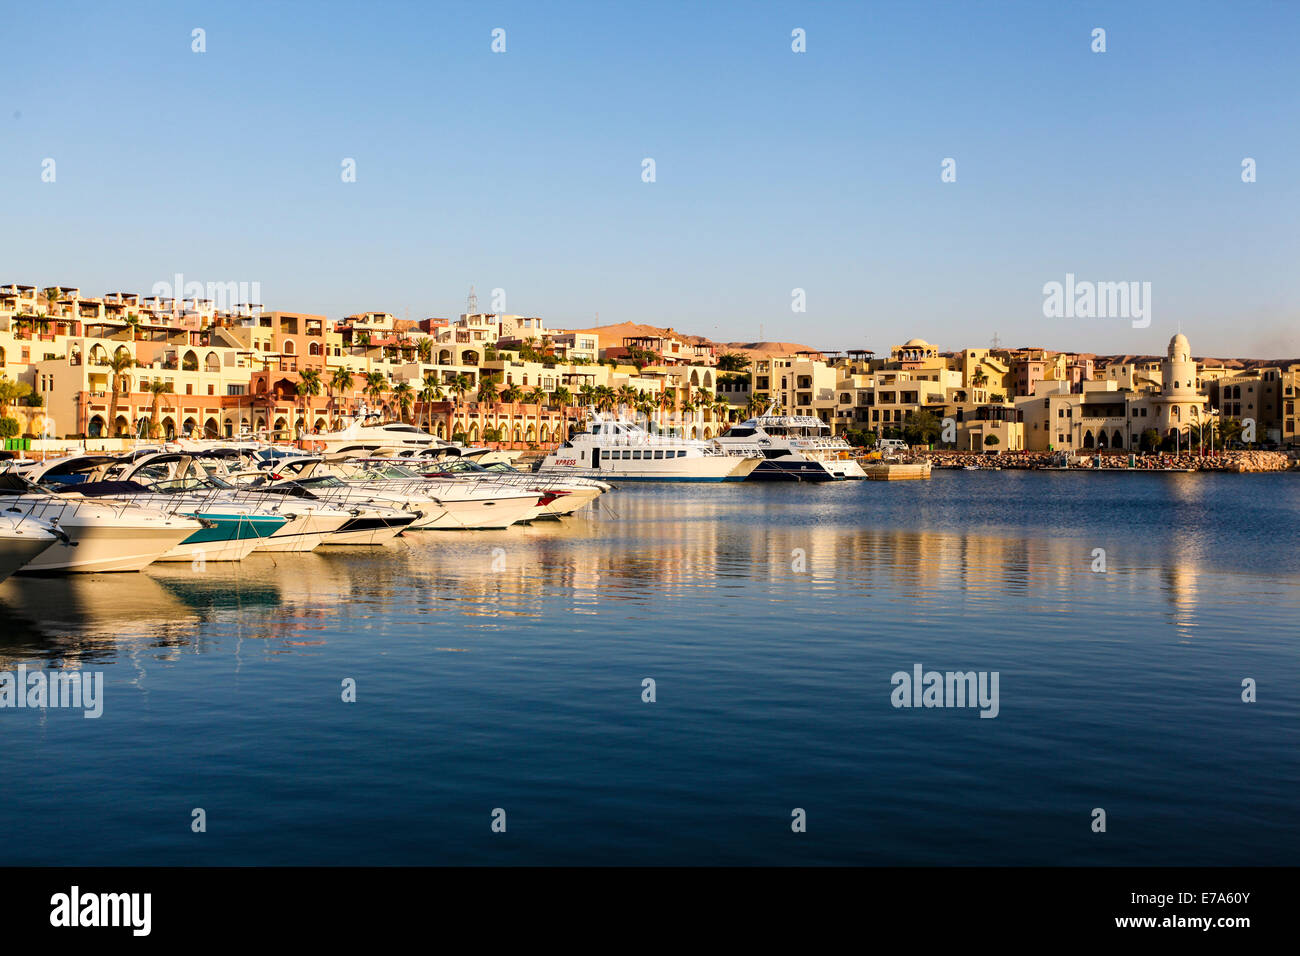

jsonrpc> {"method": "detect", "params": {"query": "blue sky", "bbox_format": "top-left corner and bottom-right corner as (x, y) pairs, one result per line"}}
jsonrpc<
(4, 0), (1298, 357)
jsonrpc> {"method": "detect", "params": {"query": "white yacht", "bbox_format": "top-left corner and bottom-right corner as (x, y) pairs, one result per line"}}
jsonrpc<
(268, 456), (543, 530)
(538, 412), (761, 482)
(126, 454), (409, 548)
(0, 512), (61, 581)
(0, 471), (204, 573)
(712, 407), (866, 480)
(307, 412), (516, 464)
(395, 455), (611, 518)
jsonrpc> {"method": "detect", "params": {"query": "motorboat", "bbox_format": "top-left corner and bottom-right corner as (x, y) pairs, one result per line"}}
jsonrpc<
(263, 457), (542, 531)
(538, 411), (761, 482)
(304, 412), (516, 464)
(711, 407), (866, 480)
(357, 456), (609, 519)
(0, 470), (204, 573)
(0, 512), (61, 581)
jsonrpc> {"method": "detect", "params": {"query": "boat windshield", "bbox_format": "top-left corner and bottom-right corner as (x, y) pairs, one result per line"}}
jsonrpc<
(295, 475), (348, 488)
(150, 476), (235, 493)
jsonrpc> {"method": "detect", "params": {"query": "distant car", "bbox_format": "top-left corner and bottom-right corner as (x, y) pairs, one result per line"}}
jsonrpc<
(876, 439), (908, 453)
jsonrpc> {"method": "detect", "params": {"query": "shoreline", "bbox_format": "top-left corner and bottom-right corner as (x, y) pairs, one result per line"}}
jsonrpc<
(910, 450), (1295, 473)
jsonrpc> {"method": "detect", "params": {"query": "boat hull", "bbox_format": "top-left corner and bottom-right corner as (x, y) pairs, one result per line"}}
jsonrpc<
(153, 513), (288, 563)
(414, 494), (540, 530)
(319, 514), (417, 546)
(20, 523), (201, 574)
(0, 534), (58, 581)
(744, 457), (867, 481)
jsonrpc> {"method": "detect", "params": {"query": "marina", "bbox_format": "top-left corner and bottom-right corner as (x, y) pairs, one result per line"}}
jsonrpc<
(3, 471), (1297, 866)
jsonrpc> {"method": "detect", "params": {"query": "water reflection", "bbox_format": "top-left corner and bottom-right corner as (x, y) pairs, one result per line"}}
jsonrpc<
(0, 479), (1257, 669)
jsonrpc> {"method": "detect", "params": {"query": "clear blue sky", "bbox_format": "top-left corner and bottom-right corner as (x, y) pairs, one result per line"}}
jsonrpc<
(4, 0), (1298, 357)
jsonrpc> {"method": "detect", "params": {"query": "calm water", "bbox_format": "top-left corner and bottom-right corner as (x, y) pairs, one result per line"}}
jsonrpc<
(2, 471), (1297, 865)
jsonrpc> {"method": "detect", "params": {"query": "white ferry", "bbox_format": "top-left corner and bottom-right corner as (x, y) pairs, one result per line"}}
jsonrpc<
(538, 412), (761, 482)
(712, 407), (866, 480)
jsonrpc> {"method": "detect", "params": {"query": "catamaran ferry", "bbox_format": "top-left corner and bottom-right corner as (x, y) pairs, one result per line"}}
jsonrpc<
(538, 413), (761, 482)
(712, 408), (866, 480)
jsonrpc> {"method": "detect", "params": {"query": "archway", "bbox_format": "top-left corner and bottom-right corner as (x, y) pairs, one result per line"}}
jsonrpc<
(1112, 430), (1123, 448)
(113, 415), (129, 437)
(87, 415), (105, 437)
(1082, 430), (1095, 449)
(204, 417), (219, 438)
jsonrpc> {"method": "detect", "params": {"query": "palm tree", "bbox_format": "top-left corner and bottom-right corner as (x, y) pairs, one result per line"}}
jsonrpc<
(552, 385), (572, 409)
(449, 373), (472, 406)
(594, 385), (616, 411)
(363, 371), (388, 413)
(525, 385), (547, 406)
(500, 382), (522, 404)
(147, 380), (173, 439)
(477, 373), (501, 404)
(971, 368), (989, 389)
(41, 287), (62, 317)
(328, 367), (355, 425)
(712, 399), (731, 425)
(420, 372), (445, 432)
(747, 394), (767, 416)
(106, 352), (136, 437)
(417, 337), (433, 364)
(392, 381), (415, 423)
(716, 352), (747, 372)
(616, 384), (638, 409)
(577, 383), (596, 407)
(296, 367), (322, 435)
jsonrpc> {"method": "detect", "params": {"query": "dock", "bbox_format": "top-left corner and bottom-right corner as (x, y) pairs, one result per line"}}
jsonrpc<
(861, 461), (932, 481)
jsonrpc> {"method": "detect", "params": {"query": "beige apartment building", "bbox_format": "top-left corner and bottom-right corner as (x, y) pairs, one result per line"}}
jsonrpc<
(1016, 334), (1215, 452)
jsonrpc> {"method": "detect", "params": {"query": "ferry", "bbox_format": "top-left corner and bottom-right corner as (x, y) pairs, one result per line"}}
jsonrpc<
(712, 407), (866, 480)
(538, 412), (761, 482)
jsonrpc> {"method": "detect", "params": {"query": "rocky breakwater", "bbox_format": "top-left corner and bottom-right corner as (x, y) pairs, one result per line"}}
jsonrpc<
(916, 450), (1293, 473)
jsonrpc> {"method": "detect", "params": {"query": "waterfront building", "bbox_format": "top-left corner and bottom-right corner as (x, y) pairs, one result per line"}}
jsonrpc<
(1015, 334), (1216, 452)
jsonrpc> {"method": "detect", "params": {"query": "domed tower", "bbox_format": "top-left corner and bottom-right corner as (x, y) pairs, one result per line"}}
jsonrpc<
(1149, 332), (1205, 444)
(1162, 333), (1196, 396)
